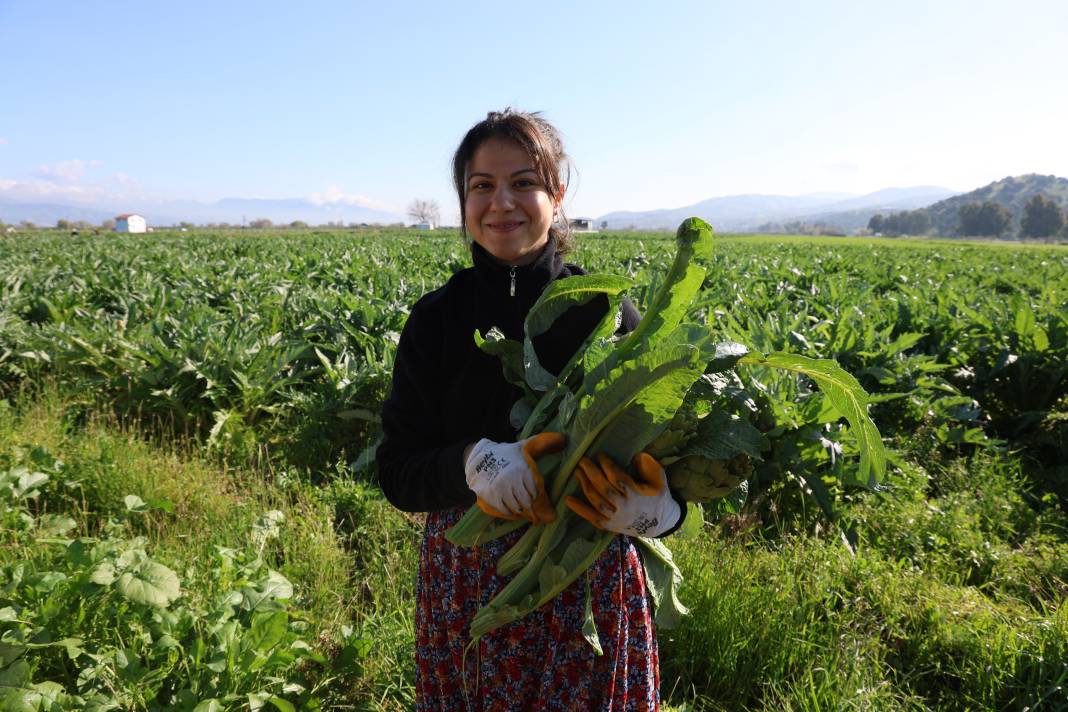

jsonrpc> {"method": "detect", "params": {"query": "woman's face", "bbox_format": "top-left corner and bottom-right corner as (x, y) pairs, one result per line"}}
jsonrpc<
(464, 137), (559, 266)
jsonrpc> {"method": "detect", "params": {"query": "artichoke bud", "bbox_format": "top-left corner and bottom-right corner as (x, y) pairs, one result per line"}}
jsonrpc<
(667, 454), (745, 503)
(728, 453), (753, 477)
(647, 406), (700, 458)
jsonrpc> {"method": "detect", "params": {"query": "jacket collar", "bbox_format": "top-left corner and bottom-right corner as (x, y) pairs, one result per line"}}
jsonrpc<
(470, 234), (564, 300)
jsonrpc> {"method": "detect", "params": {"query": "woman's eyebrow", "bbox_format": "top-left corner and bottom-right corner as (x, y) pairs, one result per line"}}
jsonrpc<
(467, 168), (537, 181)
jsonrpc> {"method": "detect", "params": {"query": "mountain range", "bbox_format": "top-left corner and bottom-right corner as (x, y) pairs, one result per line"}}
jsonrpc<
(4, 176), (1066, 235)
(594, 186), (960, 232)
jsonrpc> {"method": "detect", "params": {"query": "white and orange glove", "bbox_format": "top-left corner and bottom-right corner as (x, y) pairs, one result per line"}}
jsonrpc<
(464, 432), (566, 525)
(565, 452), (681, 538)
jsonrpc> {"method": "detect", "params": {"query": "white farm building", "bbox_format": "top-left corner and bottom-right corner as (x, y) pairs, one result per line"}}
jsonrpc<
(569, 217), (599, 233)
(114, 214), (147, 233)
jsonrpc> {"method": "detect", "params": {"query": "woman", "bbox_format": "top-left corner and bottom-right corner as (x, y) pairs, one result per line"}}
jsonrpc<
(377, 109), (685, 711)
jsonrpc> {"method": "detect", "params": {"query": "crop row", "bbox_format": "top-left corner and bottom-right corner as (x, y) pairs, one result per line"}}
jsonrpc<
(1, 229), (1066, 503)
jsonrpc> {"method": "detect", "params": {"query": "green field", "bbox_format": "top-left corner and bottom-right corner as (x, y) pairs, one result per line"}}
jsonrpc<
(2, 228), (1067, 710)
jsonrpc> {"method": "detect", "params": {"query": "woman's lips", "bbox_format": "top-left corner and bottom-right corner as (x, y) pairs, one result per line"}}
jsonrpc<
(486, 221), (522, 232)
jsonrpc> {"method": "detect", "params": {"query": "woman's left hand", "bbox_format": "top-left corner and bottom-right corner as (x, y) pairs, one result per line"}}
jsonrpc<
(565, 452), (681, 538)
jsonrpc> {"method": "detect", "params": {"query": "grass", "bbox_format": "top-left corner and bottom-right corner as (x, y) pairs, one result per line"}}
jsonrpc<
(4, 386), (1068, 710)
(0, 386), (420, 710)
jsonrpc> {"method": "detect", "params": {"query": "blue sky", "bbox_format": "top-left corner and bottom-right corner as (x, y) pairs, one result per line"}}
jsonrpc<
(1, 0), (1066, 220)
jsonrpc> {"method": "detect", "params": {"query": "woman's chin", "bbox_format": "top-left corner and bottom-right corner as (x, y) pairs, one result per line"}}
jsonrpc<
(483, 239), (548, 266)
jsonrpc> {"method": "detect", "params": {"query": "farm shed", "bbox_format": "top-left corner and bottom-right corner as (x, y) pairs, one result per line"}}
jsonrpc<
(414, 222), (435, 230)
(569, 217), (599, 233)
(114, 214), (147, 233)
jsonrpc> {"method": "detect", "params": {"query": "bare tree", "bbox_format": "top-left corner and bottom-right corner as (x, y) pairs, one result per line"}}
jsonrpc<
(407, 199), (440, 227)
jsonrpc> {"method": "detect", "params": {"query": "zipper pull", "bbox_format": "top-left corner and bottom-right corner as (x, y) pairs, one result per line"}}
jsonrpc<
(509, 266), (516, 297)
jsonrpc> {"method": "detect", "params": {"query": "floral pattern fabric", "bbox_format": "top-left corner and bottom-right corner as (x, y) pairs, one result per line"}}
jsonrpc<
(415, 506), (660, 711)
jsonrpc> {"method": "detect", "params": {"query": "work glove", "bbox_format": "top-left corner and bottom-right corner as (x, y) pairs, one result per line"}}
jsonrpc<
(565, 452), (681, 538)
(464, 432), (566, 525)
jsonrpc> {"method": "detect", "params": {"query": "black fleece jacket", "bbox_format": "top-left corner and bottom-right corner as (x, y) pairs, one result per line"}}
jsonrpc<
(376, 236), (684, 534)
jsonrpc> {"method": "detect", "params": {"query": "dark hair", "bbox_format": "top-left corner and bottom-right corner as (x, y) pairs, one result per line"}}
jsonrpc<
(452, 108), (574, 253)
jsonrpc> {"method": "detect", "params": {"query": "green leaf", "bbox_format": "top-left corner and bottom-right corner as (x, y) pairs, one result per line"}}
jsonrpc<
(251, 510), (285, 551)
(248, 693), (297, 712)
(677, 502), (704, 539)
(615, 217), (713, 357)
(581, 575), (603, 656)
(685, 410), (768, 461)
(246, 611), (288, 655)
(740, 351), (885, 486)
(634, 537), (689, 629)
(192, 701), (224, 712)
(35, 515), (77, 538)
(13, 471), (48, 500)
(241, 570), (293, 611)
(116, 560), (181, 607)
(474, 328), (529, 395)
(552, 342), (704, 501)
(124, 495), (148, 513)
(90, 563), (116, 585)
(0, 660), (30, 688)
(147, 497), (175, 513)
(522, 274), (634, 390)
(268, 698), (296, 712)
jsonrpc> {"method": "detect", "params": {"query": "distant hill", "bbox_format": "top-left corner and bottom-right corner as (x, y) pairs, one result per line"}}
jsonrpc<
(923, 174), (1068, 235)
(597, 186), (957, 232)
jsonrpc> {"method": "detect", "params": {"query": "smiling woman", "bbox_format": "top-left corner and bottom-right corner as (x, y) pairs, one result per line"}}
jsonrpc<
(376, 109), (673, 711)
(463, 138), (559, 266)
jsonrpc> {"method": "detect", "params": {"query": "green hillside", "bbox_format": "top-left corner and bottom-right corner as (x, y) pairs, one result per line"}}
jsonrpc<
(926, 173), (1068, 235)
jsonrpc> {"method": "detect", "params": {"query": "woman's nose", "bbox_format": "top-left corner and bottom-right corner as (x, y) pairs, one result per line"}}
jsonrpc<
(490, 185), (515, 210)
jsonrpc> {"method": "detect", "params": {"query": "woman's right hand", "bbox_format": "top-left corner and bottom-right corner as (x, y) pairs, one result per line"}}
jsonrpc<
(464, 432), (566, 524)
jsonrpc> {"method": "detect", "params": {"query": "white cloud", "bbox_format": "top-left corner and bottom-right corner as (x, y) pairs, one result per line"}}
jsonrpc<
(35, 159), (103, 183)
(0, 170), (149, 206)
(307, 185), (396, 212)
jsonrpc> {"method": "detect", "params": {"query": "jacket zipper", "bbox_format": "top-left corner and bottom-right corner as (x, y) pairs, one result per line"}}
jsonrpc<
(509, 266), (517, 297)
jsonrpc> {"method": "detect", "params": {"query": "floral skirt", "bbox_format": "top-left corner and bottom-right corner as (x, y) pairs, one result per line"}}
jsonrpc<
(415, 506), (660, 712)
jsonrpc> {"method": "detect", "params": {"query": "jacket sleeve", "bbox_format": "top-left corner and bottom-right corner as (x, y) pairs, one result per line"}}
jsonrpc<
(376, 300), (475, 513)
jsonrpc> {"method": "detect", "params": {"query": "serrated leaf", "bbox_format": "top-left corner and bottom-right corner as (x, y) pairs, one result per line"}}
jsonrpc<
(740, 351), (885, 486)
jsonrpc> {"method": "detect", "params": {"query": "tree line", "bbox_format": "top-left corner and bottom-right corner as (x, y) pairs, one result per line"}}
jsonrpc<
(868, 193), (1067, 239)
